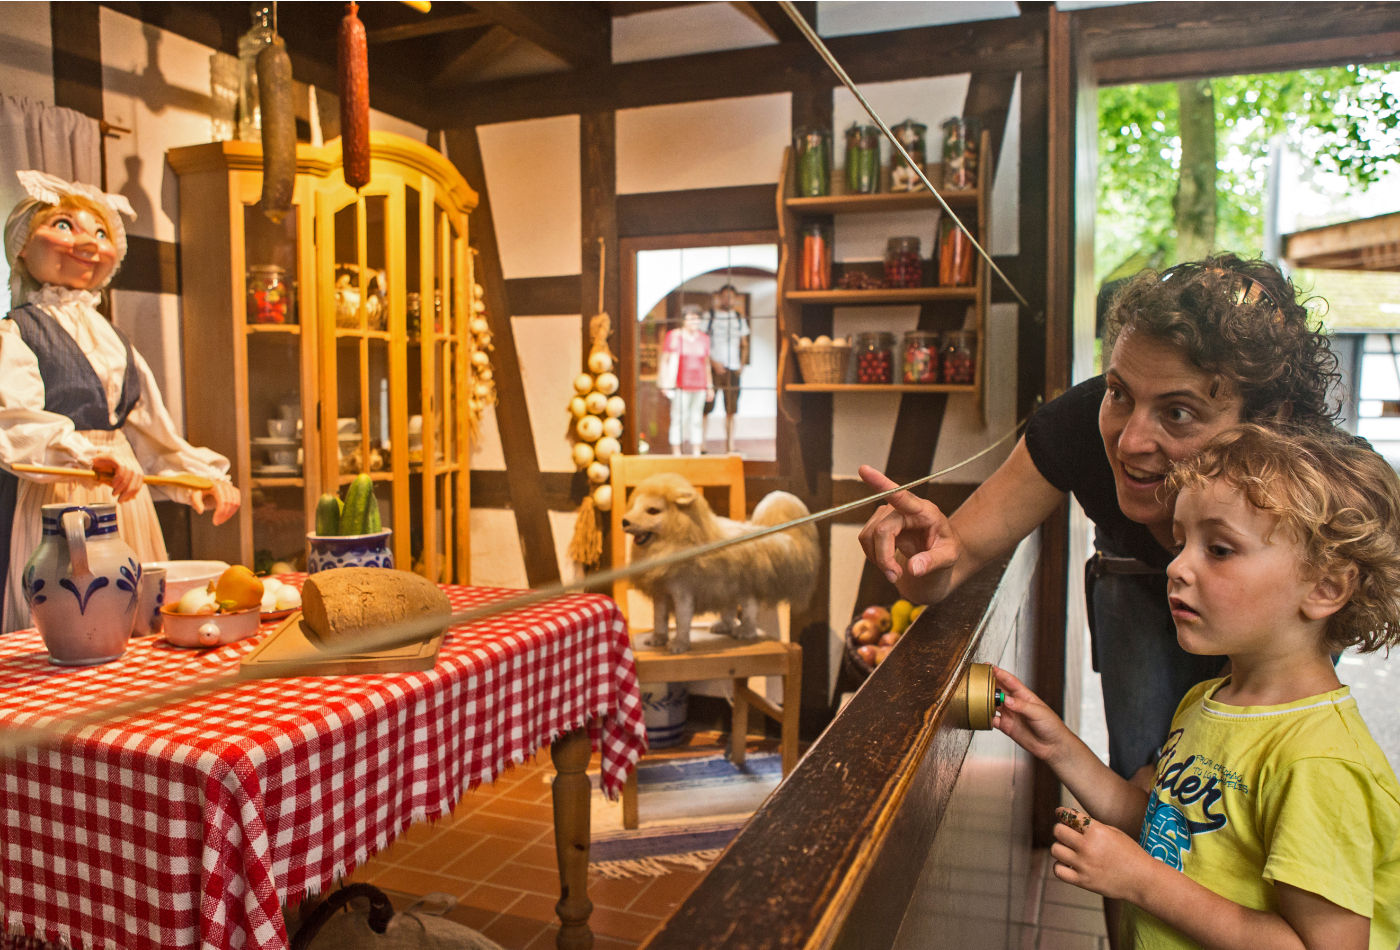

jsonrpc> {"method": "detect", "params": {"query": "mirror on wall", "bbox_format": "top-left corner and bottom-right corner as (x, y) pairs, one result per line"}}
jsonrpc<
(626, 238), (778, 462)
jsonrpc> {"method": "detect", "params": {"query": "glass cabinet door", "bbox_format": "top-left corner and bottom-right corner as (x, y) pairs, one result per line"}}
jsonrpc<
(242, 198), (314, 573)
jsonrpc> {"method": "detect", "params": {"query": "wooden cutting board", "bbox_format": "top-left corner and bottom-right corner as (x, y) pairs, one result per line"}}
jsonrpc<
(239, 611), (445, 679)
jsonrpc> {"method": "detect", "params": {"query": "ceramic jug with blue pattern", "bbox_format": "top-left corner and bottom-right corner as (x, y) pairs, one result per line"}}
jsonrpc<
(23, 502), (139, 665)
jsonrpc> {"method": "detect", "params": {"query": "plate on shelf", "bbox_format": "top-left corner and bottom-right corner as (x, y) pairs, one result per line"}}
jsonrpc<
(252, 436), (299, 448)
(252, 465), (301, 477)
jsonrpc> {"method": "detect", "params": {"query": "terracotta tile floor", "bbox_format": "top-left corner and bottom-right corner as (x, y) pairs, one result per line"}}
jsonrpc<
(290, 733), (1106, 950)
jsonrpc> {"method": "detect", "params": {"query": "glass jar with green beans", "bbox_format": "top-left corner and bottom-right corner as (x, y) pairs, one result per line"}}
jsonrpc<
(844, 123), (880, 194)
(795, 128), (831, 197)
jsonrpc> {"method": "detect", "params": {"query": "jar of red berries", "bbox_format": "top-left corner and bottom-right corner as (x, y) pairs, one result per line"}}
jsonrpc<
(883, 236), (922, 288)
(902, 330), (941, 383)
(941, 330), (976, 385)
(853, 331), (896, 384)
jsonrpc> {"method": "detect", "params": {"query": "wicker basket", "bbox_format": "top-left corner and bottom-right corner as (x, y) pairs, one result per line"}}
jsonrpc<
(793, 340), (851, 384)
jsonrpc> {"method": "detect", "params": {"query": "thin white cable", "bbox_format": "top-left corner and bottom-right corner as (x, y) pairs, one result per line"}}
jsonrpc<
(777, 0), (1031, 310)
(1, 413), (1030, 760)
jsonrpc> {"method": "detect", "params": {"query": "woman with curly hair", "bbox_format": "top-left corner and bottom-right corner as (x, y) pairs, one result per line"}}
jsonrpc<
(858, 253), (1345, 780)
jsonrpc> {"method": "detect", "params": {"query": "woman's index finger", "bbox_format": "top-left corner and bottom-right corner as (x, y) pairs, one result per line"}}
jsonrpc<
(858, 465), (924, 513)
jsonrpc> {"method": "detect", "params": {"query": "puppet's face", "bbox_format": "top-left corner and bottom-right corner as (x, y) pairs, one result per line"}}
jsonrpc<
(20, 206), (118, 291)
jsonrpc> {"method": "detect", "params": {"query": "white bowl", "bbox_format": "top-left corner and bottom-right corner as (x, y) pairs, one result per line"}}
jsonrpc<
(267, 418), (296, 439)
(160, 604), (260, 648)
(145, 560), (229, 604)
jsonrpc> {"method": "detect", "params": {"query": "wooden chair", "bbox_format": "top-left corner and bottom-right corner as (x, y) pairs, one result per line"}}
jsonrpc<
(609, 453), (803, 829)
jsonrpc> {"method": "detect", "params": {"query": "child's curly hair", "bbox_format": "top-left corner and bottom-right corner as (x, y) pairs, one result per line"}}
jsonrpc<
(1166, 423), (1400, 654)
(1104, 254), (1340, 427)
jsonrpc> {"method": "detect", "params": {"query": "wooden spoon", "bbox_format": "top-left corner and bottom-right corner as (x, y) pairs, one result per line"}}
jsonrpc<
(10, 463), (216, 493)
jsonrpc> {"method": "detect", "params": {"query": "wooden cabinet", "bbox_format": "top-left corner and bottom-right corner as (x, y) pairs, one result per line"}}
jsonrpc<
(168, 132), (478, 582)
(777, 131), (991, 398)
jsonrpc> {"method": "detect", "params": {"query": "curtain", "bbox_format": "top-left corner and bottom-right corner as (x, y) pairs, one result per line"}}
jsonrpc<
(0, 95), (102, 310)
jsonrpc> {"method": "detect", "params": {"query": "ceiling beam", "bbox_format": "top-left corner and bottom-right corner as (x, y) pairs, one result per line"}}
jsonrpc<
(473, 2), (610, 68)
(367, 12), (493, 45)
(430, 25), (521, 88)
(728, 1), (811, 44)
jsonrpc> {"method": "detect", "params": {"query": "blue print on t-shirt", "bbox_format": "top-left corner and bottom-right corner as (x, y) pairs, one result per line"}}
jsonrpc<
(1140, 796), (1192, 871)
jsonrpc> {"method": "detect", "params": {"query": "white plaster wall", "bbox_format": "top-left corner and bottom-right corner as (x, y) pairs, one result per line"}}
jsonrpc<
(111, 290), (184, 429)
(548, 509), (584, 587)
(0, 2), (55, 105)
(512, 313), (584, 473)
(612, 4), (777, 64)
(616, 94), (790, 194)
(828, 522), (865, 697)
(469, 507), (528, 588)
(476, 115), (581, 279)
(470, 401), (505, 470)
(100, 8), (226, 244)
(991, 75), (1021, 256)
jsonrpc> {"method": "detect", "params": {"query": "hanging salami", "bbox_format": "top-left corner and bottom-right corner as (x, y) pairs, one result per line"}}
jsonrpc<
(257, 35), (295, 223)
(339, 2), (371, 190)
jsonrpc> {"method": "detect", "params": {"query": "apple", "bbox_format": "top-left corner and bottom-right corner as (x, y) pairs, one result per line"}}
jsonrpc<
(850, 617), (880, 645)
(856, 644), (879, 666)
(875, 644), (894, 665)
(862, 605), (892, 633)
(879, 631), (900, 647)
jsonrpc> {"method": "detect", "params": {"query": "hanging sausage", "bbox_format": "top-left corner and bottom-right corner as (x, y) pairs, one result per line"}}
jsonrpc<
(257, 34), (295, 223)
(339, 2), (371, 190)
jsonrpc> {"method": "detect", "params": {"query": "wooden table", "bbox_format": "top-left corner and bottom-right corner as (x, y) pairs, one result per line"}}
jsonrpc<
(0, 582), (645, 950)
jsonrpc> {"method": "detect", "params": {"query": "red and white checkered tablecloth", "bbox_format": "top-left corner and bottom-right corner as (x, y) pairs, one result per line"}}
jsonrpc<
(0, 581), (645, 950)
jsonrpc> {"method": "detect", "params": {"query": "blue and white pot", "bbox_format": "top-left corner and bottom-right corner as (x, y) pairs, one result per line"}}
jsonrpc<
(306, 529), (394, 574)
(640, 682), (689, 749)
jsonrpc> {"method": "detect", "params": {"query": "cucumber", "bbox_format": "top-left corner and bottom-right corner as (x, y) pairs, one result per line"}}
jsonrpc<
(315, 494), (342, 536)
(365, 490), (381, 533)
(342, 474), (375, 535)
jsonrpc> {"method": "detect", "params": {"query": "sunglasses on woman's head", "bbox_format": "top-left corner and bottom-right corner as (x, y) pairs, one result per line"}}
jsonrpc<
(1158, 261), (1277, 310)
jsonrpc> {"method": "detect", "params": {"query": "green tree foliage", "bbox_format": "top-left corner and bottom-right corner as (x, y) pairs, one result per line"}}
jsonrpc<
(1096, 63), (1400, 284)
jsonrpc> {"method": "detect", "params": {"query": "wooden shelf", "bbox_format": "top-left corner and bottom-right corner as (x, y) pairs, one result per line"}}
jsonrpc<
(246, 323), (302, 335)
(787, 285), (977, 306)
(786, 383), (977, 394)
(785, 188), (976, 215)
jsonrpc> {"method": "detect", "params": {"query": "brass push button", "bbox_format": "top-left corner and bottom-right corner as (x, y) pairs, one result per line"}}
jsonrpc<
(951, 662), (1004, 730)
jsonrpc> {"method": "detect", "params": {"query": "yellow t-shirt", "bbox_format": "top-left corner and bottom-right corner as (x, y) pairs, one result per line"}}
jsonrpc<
(1125, 678), (1400, 950)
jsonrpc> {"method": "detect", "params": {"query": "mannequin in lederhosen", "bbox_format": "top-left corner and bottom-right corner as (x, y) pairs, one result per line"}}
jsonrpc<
(0, 170), (240, 633)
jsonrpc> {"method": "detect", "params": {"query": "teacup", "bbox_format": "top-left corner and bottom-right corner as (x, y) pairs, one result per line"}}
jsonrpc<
(267, 418), (296, 439)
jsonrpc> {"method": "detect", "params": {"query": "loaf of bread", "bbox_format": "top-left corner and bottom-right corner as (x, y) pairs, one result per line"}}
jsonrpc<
(300, 567), (450, 650)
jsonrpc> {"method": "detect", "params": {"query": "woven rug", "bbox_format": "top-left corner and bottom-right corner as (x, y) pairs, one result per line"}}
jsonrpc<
(580, 750), (783, 878)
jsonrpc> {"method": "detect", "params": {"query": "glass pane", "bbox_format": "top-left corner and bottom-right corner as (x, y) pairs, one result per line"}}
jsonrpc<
(242, 202), (298, 326)
(634, 243), (778, 460)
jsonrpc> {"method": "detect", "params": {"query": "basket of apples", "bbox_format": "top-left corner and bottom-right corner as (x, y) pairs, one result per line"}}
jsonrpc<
(844, 598), (923, 677)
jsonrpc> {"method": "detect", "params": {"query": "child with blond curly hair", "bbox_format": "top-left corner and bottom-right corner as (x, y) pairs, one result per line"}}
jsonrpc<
(994, 423), (1400, 949)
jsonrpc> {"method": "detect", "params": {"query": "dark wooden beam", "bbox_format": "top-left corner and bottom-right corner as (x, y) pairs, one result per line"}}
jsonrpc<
(1076, 1), (1400, 78)
(729, 1), (812, 44)
(475, 2), (611, 69)
(505, 276), (579, 315)
(440, 16), (1046, 127)
(443, 127), (560, 589)
(581, 109), (620, 424)
(617, 185), (776, 239)
(367, 11), (493, 44)
(430, 25), (519, 89)
(51, 3), (104, 121)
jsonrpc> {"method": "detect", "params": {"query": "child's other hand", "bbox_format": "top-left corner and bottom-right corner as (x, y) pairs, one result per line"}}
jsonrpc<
(991, 666), (1072, 762)
(1050, 808), (1150, 901)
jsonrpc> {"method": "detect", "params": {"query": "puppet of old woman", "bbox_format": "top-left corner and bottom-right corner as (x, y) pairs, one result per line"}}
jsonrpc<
(0, 170), (240, 633)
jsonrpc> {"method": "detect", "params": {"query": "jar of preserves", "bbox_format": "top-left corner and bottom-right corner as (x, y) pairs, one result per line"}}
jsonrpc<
(889, 119), (927, 192)
(800, 222), (832, 290)
(937, 218), (975, 287)
(844, 123), (880, 194)
(247, 264), (294, 324)
(884, 236), (922, 288)
(795, 128), (831, 197)
(902, 330), (941, 383)
(853, 331), (896, 384)
(942, 330), (976, 385)
(941, 116), (981, 190)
